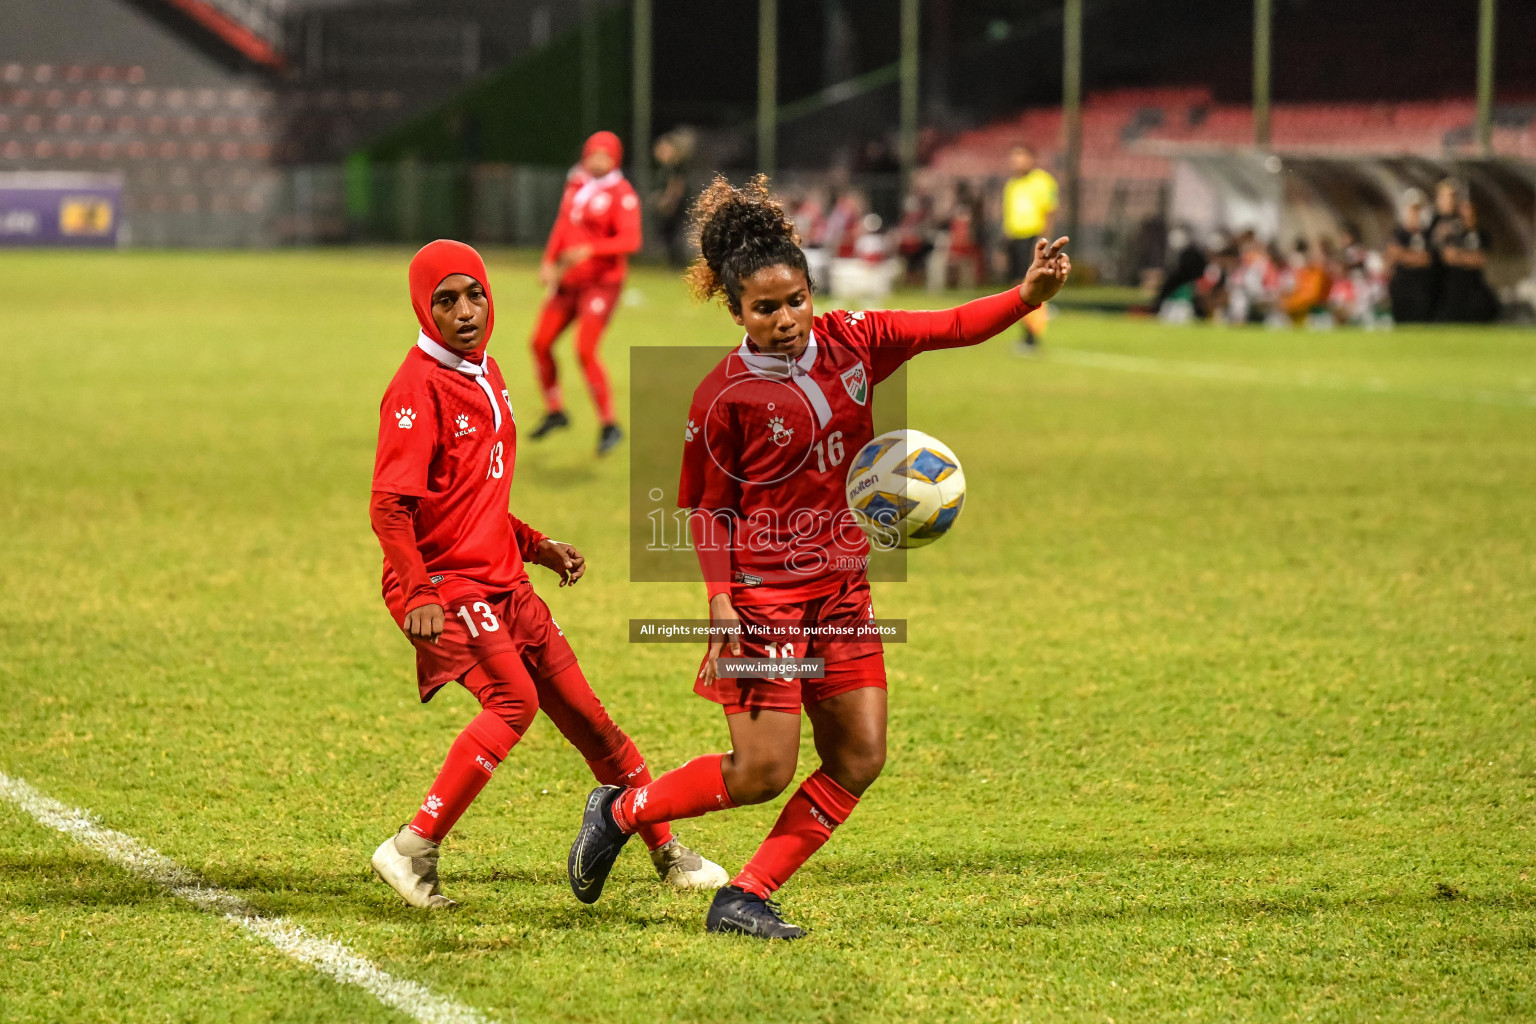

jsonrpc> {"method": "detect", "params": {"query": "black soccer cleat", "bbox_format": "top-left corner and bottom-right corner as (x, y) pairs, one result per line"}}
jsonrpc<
(568, 785), (631, 904)
(705, 884), (806, 940)
(597, 423), (624, 456)
(530, 409), (570, 440)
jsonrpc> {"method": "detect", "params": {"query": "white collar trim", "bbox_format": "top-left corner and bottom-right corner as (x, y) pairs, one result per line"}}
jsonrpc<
(734, 332), (832, 428)
(416, 330), (486, 377)
(736, 330), (818, 379)
(572, 169), (624, 214)
(414, 331), (502, 430)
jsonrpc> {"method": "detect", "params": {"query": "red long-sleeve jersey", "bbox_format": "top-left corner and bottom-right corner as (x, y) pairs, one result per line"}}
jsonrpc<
(680, 287), (1036, 604)
(370, 336), (547, 619)
(543, 168), (642, 289)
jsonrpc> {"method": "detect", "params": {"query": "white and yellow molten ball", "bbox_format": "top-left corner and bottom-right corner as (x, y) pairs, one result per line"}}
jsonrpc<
(844, 429), (967, 550)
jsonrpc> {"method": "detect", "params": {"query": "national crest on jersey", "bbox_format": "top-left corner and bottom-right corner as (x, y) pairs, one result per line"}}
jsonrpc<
(840, 363), (868, 405)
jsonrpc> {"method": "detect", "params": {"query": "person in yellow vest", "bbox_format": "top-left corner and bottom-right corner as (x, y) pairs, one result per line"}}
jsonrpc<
(1002, 144), (1059, 351)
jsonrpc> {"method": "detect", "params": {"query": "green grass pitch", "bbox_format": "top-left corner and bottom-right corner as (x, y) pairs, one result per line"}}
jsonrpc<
(1, 249), (1533, 1023)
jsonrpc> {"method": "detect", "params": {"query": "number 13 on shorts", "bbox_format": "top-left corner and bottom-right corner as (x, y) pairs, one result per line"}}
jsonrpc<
(455, 601), (500, 638)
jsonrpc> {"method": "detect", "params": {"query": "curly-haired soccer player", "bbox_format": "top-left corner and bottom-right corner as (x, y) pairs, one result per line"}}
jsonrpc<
(567, 178), (1071, 937)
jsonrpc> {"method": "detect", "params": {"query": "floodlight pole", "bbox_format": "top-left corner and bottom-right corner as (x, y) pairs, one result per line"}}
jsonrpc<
(898, 0), (920, 196)
(581, 0), (600, 135)
(1062, 0), (1082, 246)
(1253, 0), (1272, 148)
(632, 0), (653, 210)
(758, 0), (778, 176)
(1477, 0), (1496, 156)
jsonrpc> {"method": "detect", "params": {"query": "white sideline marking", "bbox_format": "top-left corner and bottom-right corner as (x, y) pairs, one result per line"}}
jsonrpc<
(0, 772), (496, 1024)
(1050, 348), (1536, 409)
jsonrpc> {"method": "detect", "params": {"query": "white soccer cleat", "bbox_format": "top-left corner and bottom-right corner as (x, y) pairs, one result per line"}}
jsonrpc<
(371, 827), (456, 909)
(651, 839), (730, 890)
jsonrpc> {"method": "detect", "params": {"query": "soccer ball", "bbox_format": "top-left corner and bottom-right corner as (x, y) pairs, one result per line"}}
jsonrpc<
(844, 429), (967, 549)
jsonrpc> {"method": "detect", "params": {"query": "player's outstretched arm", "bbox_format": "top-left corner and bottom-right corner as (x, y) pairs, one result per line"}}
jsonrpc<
(860, 236), (1071, 378)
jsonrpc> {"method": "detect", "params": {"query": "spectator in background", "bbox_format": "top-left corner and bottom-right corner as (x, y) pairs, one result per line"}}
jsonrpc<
(1195, 233), (1236, 321)
(1155, 226), (1209, 321)
(1327, 223), (1387, 327)
(1226, 230), (1281, 324)
(824, 191), (865, 259)
(945, 182), (986, 290)
(793, 191), (829, 248)
(1435, 193), (1500, 323)
(651, 129), (696, 267)
(1428, 178), (1462, 255)
(1281, 238), (1334, 326)
(855, 138), (902, 224)
(852, 213), (888, 261)
(1001, 144), (1059, 349)
(792, 191), (832, 293)
(1386, 188), (1435, 323)
(894, 192), (936, 287)
(1337, 222), (1368, 277)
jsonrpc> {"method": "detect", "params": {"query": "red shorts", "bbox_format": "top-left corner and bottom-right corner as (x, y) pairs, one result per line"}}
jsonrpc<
(396, 582), (577, 702)
(693, 578), (887, 715)
(546, 281), (622, 328)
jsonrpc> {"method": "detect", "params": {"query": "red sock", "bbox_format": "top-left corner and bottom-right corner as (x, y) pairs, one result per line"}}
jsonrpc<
(732, 769), (859, 898)
(584, 747), (674, 851)
(408, 711), (519, 844)
(611, 754), (735, 834)
(532, 661), (676, 851)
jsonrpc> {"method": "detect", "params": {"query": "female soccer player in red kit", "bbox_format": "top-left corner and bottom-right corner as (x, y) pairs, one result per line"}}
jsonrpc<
(369, 239), (725, 908)
(527, 130), (640, 456)
(568, 178), (1071, 937)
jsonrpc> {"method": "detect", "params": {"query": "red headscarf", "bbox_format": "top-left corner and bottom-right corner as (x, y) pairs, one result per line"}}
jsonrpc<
(408, 239), (495, 362)
(582, 130), (623, 166)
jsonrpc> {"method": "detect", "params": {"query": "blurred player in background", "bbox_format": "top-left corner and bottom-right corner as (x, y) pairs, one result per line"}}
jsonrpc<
(567, 177), (1071, 939)
(527, 131), (640, 455)
(1001, 144), (1057, 351)
(369, 239), (725, 908)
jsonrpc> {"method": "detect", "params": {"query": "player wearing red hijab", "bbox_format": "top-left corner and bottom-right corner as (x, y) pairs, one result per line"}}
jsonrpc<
(567, 178), (1071, 936)
(368, 239), (726, 908)
(527, 130), (641, 456)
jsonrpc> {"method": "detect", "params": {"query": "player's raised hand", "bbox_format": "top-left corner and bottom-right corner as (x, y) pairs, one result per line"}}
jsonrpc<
(535, 539), (587, 586)
(404, 603), (445, 645)
(1019, 236), (1072, 305)
(701, 592), (742, 688)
